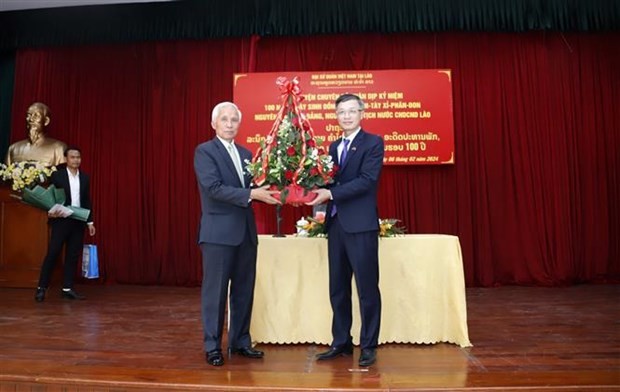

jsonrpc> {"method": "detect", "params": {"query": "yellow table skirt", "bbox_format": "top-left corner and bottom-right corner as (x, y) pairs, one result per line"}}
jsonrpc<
(251, 234), (472, 347)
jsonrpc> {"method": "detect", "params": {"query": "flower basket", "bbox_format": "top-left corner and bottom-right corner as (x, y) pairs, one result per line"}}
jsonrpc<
(270, 184), (317, 204)
(246, 76), (336, 205)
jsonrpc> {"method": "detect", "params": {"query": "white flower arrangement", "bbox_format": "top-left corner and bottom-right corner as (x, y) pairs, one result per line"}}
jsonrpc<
(0, 161), (56, 192)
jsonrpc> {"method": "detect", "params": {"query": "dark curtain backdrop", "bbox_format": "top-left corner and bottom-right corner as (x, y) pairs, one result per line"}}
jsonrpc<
(2, 0), (617, 49)
(8, 32), (619, 287)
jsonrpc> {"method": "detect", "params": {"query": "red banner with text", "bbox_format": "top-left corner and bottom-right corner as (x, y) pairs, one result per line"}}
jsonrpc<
(233, 69), (454, 165)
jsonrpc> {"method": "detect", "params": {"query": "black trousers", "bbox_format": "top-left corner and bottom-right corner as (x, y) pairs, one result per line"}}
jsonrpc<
(37, 218), (86, 289)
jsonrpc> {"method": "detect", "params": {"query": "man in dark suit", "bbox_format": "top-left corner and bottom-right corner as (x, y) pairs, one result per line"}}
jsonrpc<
(35, 146), (96, 302)
(307, 94), (384, 367)
(194, 101), (280, 367)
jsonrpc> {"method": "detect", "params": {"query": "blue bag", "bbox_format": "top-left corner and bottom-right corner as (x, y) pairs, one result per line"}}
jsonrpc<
(82, 244), (99, 279)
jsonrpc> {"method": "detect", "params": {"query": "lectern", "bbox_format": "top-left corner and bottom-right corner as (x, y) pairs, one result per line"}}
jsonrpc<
(0, 185), (58, 288)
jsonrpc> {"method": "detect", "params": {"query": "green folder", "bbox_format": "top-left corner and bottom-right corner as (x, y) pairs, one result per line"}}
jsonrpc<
(66, 206), (90, 222)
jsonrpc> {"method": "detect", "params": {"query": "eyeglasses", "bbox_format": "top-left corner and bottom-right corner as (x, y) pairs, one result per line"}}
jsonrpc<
(336, 109), (363, 117)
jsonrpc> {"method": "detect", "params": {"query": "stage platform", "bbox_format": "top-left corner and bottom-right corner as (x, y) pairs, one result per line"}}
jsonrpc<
(0, 284), (618, 391)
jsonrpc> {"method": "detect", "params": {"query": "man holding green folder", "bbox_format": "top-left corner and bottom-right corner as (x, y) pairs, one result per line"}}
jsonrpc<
(35, 147), (96, 302)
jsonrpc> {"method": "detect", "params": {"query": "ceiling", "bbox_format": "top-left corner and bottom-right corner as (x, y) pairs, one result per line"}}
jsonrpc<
(0, 0), (175, 12)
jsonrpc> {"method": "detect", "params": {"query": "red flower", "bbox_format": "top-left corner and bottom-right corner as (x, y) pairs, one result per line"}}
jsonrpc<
(286, 146), (296, 156)
(307, 139), (316, 148)
(285, 170), (294, 180)
(310, 167), (319, 176)
(292, 117), (300, 128)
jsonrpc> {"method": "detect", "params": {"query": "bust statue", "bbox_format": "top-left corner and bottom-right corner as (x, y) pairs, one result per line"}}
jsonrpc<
(5, 102), (67, 167)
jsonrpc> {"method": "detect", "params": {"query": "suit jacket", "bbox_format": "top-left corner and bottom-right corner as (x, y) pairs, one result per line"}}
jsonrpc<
(326, 129), (384, 233)
(194, 137), (256, 246)
(49, 164), (94, 224)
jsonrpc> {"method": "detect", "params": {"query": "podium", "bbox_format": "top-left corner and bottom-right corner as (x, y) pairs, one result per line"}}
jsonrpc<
(0, 185), (58, 288)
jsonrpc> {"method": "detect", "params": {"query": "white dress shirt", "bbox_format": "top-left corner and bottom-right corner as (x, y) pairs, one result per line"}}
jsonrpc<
(67, 168), (81, 207)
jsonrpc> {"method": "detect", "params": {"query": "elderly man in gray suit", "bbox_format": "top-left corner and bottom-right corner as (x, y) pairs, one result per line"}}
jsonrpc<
(194, 102), (280, 367)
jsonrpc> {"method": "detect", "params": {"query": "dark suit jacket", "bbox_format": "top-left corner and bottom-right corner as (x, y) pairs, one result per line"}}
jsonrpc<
(49, 164), (94, 224)
(194, 137), (256, 246)
(325, 129), (384, 233)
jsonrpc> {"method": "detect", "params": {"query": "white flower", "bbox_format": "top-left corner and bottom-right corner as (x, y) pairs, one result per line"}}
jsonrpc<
(0, 161), (56, 192)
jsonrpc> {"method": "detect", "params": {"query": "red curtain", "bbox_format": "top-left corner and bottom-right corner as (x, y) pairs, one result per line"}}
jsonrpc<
(9, 32), (619, 286)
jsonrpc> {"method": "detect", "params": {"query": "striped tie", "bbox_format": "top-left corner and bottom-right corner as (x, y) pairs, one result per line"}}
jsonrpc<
(227, 144), (245, 187)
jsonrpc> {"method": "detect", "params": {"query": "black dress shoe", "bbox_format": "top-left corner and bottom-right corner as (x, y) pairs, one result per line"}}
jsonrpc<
(228, 347), (264, 358)
(359, 348), (376, 367)
(206, 350), (224, 366)
(34, 287), (46, 302)
(61, 289), (85, 300)
(316, 344), (354, 361)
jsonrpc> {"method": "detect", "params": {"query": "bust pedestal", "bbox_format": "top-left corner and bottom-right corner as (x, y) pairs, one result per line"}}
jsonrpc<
(0, 185), (61, 288)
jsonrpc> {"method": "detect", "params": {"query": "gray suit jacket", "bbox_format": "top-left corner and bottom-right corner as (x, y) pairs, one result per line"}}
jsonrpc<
(194, 137), (256, 246)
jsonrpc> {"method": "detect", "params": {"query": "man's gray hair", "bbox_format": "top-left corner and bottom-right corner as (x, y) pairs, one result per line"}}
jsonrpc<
(211, 102), (242, 123)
